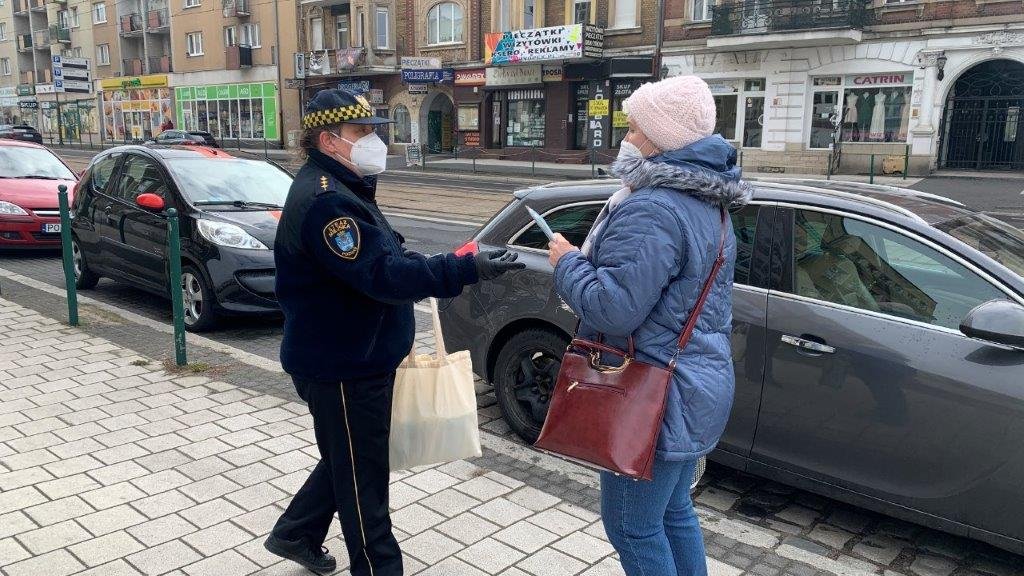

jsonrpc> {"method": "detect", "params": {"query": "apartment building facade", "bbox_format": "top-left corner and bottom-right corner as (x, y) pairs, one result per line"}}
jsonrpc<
(661, 0), (1024, 174)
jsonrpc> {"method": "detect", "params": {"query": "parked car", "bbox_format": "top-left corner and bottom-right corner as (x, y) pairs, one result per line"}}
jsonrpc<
(439, 178), (1024, 553)
(0, 124), (44, 145)
(0, 140), (77, 249)
(145, 130), (220, 148)
(70, 145), (291, 331)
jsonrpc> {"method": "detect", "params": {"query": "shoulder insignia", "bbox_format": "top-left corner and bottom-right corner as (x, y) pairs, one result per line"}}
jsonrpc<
(323, 217), (360, 260)
(320, 175), (329, 190)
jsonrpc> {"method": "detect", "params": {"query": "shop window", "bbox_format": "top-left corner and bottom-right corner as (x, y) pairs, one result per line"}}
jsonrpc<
(428, 2), (464, 45)
(375, 7), (389, 49)
(810, 90), (839, 150)
(808, 74), (912, 148)
(506, 89), (545, 148)
(611, 81), (638, 147)
(611, 0), (636, 29)
(573, 83), (588, 150)
(714, 95), (737, 140)
(692, 0), (713, 22)
(393, 105), (411, 143)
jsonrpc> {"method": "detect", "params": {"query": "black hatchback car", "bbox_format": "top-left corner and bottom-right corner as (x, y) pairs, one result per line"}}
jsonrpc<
(0, 124), (44, 145)
(440, 178), (1024, 553)
(70, 145), (292, 330)
(146, 130), (220, 148)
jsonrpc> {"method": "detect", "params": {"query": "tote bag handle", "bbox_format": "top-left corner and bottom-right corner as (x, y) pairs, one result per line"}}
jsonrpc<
(407, 298), (448, 362)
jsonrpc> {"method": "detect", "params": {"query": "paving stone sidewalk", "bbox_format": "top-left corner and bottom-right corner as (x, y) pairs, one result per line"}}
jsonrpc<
(0, 296), (749, 576)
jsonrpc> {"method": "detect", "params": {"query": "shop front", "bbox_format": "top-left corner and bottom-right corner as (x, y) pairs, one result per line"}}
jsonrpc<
(398, 63), (456, 154)
(100, 74), (173, 143)
(174, 82), (279, 146)
(0, 87), (19, 124)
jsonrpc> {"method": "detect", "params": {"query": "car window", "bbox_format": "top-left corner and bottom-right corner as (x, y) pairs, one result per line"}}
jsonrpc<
(788, 209), (1004, 330)
(731, 205), (759, 286)
(89, 155), (119, 194)
(165, 158), (291, 206)
(935, 213), (1024, 278)
(0, 145), (75, 179)
(114, 155), (169, 202)
(512, 204), (602, 250)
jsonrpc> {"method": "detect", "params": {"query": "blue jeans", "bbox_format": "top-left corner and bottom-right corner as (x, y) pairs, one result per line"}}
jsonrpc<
(601, 458), (707, 576)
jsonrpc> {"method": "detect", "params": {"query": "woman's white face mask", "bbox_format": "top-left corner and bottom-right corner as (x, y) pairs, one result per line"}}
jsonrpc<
(333, 131), (389, 176)
(616, 140), (645, 164)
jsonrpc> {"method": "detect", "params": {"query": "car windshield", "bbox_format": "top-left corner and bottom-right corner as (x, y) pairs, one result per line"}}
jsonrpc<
(165, 157), (291, 207)
(935, 213), (1024, 278)
(0, 145), (75, 180)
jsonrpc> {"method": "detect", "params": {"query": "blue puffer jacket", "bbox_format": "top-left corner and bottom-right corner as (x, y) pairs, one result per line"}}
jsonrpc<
(553, 135), (752, 461)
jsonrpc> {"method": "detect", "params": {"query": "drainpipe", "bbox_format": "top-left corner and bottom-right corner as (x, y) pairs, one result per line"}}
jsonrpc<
(274, 0), (284, 148)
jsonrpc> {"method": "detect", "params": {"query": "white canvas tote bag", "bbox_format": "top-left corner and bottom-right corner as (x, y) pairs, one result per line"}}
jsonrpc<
(389, 298), (481, 471)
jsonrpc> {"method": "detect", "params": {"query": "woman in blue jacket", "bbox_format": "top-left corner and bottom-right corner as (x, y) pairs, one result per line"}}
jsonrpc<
(549, 76), (752, 576)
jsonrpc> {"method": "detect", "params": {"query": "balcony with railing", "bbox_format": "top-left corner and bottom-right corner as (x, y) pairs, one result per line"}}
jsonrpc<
(19, 71), (34, 85)
(147, 8), (169, 31)
(225, 45), (253, 69)
(122, 58), (144, 75)
(34, 68), (51, 83)
(49, 25), (70, 44)
(222, 0), (251, 17)
(29, 0), (45, 11)
(120, 13), (143, 36)
(709, 0), (871, 49)
(17, 34), (32, 51)
(148, 55), (172, 73)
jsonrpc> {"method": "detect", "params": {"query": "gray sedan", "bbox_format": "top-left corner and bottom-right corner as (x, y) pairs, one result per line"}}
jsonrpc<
(438, 178), (1024, 554)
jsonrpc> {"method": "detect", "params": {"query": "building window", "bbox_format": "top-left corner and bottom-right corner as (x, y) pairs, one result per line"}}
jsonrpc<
(97, 43), (110, 65)
(356, 10), (365, 46)
(700, 79), (765, 147)
(809, 74), (912, 148)
(185, 0), (200, 7)
(523, 0), (536, 29)
(187, 32), (203, 56)
(692, 0), (713, 22)
(498, 0), (511, 31)
(0, 22), (6, 41)
(428, 2), (463, 45)
(241, 23), (260, 47)
(1, 59), (10, 76)
(611, 81), (639, 146)
(311, 17), (324, 50)
(70, 7), (79, 27)
(573, 0), (590, 24)
(375, 7), (389, 49)
(58, 10), (69, 29)
(93, 2), (106, 23)
(72, 47), (81, 57)
(506, 89), (545, 147)
(393, 104), (411, 143)
(611, 0), (636, 29)
(336, 15), (349, 48)
(224, 26), (237, 47)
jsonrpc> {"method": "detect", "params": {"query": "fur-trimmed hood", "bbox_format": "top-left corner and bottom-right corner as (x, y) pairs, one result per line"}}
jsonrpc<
(611, 135), (753, 206)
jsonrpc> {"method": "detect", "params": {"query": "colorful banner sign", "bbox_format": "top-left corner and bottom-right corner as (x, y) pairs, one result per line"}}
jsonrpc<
(100, 74), (169, 91)
(485, 24), (603, 66)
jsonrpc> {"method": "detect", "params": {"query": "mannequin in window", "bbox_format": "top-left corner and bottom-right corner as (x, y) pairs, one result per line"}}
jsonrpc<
(856, 90), (873, 142)
(869, 90), (886, 141)
(844, 93), (859, 141)
(884, 89), (905, 142)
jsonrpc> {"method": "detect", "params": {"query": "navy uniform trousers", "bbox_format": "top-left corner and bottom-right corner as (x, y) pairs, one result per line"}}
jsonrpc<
(272, 373), (403, 576)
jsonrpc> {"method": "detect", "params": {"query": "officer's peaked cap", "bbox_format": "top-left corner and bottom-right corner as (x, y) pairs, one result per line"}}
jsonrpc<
(302, 88), (394, 129)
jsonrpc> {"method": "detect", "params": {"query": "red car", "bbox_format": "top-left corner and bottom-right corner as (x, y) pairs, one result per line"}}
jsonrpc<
(0, 140), (77, 249)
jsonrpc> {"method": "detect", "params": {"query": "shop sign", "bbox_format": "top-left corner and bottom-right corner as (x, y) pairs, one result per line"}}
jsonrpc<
(542, 65), (563, 82)
(707, 83), (737, 94)
(408, 84), (428, 95)
(588, 84), (609, 150)
(100, 74), (169, 91)
(485, 65), (542, 87)
(294, 53), (306, 78)
(338, 80), (371, 94)
(588, 99), (609, 116)
(401, 57), (442, 70)
(336, 48), (366, 71)
(0, 87), (15, 98)
(41, 101), (56, 110)
(454, 69), (486, 86)
(18, 100), (38, 109)
(613, 111), (629, 128)
(847, 73), (910, 86)
(402, 69), (448, 84)
(406, 144), (423, 167)
(485, 24), (603, 66)
(464, 132), (480, 147)
(17, 84), (33, 96)
(35, 84), (56, 94)
(367, 89), (384, 105)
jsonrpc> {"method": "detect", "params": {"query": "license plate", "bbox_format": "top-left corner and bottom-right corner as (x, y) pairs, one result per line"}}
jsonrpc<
(42, 223), (61, 234)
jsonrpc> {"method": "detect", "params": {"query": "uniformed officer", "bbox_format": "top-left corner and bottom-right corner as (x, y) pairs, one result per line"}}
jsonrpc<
(264, 89), (524, 575)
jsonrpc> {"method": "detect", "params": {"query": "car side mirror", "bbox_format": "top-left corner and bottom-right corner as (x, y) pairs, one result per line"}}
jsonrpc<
(960, 299), (1024, 349)
(135, 193), (165, 212)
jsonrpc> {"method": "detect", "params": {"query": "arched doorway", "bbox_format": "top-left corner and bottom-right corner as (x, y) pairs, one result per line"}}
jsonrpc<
(940, 59), (1024, 170)
(421, 91), (455, 154)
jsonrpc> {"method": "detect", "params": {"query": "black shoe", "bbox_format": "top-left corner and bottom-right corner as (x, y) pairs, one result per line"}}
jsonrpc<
(264, 533), (338, 574)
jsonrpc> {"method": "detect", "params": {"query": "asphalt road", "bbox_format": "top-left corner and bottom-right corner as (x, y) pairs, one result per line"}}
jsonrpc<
(910, 176), (1024, 228)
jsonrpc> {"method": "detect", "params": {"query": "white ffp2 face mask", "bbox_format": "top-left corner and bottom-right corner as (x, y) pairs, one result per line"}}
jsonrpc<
(616, 140), (643, 164)
(336, 131), (389, 176)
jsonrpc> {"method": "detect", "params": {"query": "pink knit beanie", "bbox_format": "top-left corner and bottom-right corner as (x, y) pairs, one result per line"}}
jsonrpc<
(623, 75), (716, 152)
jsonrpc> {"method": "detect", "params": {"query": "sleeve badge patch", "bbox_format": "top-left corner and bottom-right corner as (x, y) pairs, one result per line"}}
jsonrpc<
(323, 217), (360, 260)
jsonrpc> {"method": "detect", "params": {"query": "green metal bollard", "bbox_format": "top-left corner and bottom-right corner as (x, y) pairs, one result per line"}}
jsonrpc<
(869, 154), (875, 185)
(57, 185), (79, 327)
(166, 208), (187, 366)
(904, 144), (910, 180)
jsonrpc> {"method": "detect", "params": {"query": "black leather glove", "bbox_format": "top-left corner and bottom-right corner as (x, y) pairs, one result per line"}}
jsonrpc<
(475, 249), (525, 280)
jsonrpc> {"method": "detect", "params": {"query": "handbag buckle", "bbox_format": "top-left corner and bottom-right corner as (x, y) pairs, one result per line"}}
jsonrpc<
(589, 351), (632, 373)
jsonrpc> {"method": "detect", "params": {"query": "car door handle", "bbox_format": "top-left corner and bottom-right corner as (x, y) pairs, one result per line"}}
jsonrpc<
(781, 334), (836, 355)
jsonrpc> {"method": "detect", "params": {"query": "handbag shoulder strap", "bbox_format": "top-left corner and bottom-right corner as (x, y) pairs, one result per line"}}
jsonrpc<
(672, 207), (728, 365)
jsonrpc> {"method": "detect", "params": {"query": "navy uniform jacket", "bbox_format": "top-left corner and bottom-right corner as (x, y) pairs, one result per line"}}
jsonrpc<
(274, 149), (478, 381)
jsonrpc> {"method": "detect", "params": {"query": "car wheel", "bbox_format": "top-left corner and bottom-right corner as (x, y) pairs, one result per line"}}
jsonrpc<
(494, 328), (569, 444)
(180, 265), (218, 332)
(72, 237), (100, 290)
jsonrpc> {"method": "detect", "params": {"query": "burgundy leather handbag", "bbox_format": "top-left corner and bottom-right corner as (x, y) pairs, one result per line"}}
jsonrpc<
(535, 208), (727, 481)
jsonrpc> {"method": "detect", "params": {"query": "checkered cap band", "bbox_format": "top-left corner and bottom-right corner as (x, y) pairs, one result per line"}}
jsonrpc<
(302, 103), (374, 129)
